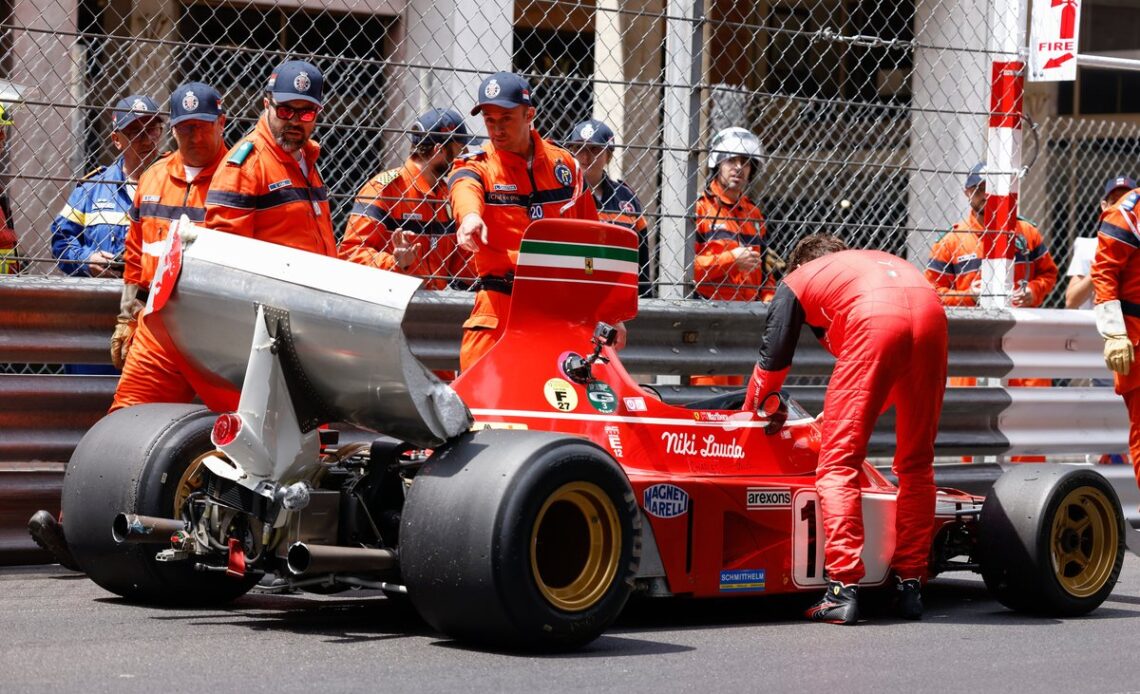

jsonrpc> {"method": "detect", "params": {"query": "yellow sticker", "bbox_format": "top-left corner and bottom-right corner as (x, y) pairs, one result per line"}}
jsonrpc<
(544, 377), (578, 412)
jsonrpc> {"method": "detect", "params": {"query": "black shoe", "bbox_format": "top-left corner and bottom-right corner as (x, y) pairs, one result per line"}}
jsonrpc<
(27, 510), (81, 572)
(894, 577), (923, 620)
(805, 580), (859, 625)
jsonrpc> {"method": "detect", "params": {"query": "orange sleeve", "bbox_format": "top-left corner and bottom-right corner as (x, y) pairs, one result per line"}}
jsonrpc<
(204, 160), (257, 238)
(448, 160), (485, 222)
(338, 181), (397, 270)
(1026, 234), (1058, 307)
(1092, 206), (1138, 306)
(123, 187), (144, 287)
(924, 236), (973, 306)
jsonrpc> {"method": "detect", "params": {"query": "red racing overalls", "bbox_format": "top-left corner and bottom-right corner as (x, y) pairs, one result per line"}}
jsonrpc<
(750, 249), (948, 583)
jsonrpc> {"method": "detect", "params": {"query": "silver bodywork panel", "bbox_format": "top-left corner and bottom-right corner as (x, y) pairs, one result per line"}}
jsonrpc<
(147, 226), (472, 447)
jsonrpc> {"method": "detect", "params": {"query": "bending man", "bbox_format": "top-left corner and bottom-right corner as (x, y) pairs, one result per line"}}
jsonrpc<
(742, 233), (948, 624)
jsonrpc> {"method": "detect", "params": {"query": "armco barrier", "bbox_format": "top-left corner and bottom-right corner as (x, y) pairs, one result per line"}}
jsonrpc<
(0, 277), (1132, 563)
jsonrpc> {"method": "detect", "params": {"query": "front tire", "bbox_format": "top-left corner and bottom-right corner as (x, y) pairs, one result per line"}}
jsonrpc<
(979, 465), (1124, 616)
(399, 429), (640, 650)
(62, 404), (257, 605)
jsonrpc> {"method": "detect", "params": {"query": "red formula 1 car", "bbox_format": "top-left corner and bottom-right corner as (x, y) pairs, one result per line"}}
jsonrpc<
(61, 218), (1128, 650)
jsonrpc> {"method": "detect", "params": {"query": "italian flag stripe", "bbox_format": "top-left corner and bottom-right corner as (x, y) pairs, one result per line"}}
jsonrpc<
(517, 265), (637, 285)
(519, 239), (638, 264)
(517, 252), (638, 275)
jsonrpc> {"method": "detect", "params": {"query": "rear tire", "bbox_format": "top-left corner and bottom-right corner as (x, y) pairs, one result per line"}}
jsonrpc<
(979, 465), (1124, 616)
(62, 404), (257, 605)
(399, 429), (640, 650)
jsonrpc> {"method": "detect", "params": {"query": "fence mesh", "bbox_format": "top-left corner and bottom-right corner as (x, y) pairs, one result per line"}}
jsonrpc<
(0, 0), (1138, 311)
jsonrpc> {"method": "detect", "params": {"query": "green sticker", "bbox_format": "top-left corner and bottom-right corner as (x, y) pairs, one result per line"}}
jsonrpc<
(586, 381), (617, 414)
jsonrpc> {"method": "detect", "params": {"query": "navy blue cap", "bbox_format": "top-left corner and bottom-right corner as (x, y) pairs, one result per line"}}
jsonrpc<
(1104, 175), (1137, 199)
(964, 161), (986, 189)
(169, 82), (223, 126)
(110, 95), (161, 131)
(471, 72), (532, 115)
(268, 60), (323, 106)
(409, 107), (476, 147)
(565, 119), (616, 150)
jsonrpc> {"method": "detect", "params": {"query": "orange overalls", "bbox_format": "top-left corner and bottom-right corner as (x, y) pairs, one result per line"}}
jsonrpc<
(448, 129), (598, 371)
(112, 147), (225, 412)
(112, 117), (337, 413)
(925, 214), (1059, 462)
(0, 202), (19, 274)
(1092, 188), (1140, 490)
(692, 179), (772, 386)
(339, 158), (471, 289)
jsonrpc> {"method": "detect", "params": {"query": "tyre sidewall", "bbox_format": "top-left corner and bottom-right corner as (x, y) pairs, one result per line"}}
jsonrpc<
(493, 442), (640, 647)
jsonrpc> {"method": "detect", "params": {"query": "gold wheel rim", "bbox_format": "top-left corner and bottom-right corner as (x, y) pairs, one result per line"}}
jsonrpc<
(172, 453), (210, 518)
(1050, 486), (1118, 598)
(530, 481), (622, 613)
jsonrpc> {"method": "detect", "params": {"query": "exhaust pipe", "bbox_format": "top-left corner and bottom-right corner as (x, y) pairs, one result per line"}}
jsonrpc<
(112, 513), (188, 544)
(287, 542), (398, 576)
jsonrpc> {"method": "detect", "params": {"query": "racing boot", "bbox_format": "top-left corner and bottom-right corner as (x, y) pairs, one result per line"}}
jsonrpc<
(805, 580), (859, 625)
(27, 510), (81, 571)
(894, 577), (923, 620)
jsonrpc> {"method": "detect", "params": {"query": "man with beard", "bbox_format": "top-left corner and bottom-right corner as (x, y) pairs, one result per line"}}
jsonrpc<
(691, 126), (777, 386)
(339, 107), (475, 289)
(204, 60), (336, 257)
(51, 95), (164, 276)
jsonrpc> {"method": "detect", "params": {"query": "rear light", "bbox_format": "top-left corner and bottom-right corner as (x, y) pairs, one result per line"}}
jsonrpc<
(211, 413), (243, 446)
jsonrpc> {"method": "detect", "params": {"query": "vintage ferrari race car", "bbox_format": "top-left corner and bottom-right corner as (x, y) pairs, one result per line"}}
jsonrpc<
(60, 218), (1129, 650)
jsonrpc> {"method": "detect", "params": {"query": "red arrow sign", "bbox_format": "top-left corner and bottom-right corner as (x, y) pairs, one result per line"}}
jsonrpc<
(1044, 52), (1074, 69)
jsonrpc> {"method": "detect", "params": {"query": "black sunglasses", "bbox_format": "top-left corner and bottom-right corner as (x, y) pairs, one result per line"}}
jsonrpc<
(271, 99), (320, 123)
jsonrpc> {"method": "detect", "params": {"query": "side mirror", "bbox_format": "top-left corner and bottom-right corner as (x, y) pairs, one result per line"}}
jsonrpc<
(760, 391), (789, 435)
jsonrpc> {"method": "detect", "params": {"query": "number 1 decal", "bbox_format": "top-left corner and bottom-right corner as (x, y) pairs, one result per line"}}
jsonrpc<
(792, 489), (826, 587)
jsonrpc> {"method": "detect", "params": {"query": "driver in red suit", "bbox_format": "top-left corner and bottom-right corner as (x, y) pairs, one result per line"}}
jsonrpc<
(742, 234), (948, 624)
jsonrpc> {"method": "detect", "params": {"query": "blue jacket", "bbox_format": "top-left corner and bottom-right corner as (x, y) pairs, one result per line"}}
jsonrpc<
(50, 157), (133, 276)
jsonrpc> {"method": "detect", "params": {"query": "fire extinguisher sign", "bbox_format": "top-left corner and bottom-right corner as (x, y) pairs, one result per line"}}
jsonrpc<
(1028, 0), (1082, 82)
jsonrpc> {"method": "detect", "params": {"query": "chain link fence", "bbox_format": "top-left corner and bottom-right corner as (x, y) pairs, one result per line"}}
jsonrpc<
(0, 0), (1137, 310)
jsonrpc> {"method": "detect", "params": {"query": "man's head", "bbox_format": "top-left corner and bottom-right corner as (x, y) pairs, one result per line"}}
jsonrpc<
(1102, 175), (1137, 211)
(964, 161), (988, 217)
(109, 95), (164, 168)
(471, 72), (535, 155)
(169, 82), (226, 168)
(264, 60), (324, 152)
(409, 107), (474, 177)
(565, 119), (615, 186)
(787, 233), (849, 273)
(708, 127), (762, 199)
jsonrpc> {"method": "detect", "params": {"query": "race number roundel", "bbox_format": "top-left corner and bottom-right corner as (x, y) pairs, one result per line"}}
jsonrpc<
(543, 377), (578, 412)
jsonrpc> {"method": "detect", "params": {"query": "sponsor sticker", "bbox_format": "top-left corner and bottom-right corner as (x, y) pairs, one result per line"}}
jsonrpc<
(586, 381), (617, 413)
(746, 488), (792, 509)
(623, 396), (647, 412)
(642, 483), (689, 518)
(604, 425), (623, 458)
(661, 431), (744, 459)
(543, 377), (578, 412)
(470, 421), (529, 431)
(719, 569), (766, 592)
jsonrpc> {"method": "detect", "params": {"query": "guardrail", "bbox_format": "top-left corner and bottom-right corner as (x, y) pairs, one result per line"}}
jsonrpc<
(0, 277), (1131, 563)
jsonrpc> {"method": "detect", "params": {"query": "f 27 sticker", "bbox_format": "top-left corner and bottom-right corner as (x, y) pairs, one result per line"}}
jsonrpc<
(543, 378), (578, 412)
(642, 484), (689, 518)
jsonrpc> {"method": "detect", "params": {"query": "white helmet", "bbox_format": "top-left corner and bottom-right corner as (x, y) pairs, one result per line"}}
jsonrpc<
(707, 127), (763, 170)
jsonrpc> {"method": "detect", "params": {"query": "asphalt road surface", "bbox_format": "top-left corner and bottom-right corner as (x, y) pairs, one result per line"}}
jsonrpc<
(5, 557), (1140, 694)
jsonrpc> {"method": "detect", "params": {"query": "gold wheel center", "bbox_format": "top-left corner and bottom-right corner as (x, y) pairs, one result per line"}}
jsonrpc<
(1050, 486), (1118, 598)
(530, 481), (622, 613)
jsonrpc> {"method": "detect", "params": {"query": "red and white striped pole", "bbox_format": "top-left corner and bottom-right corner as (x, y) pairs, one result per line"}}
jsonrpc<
(980, 0), (1028, 309)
